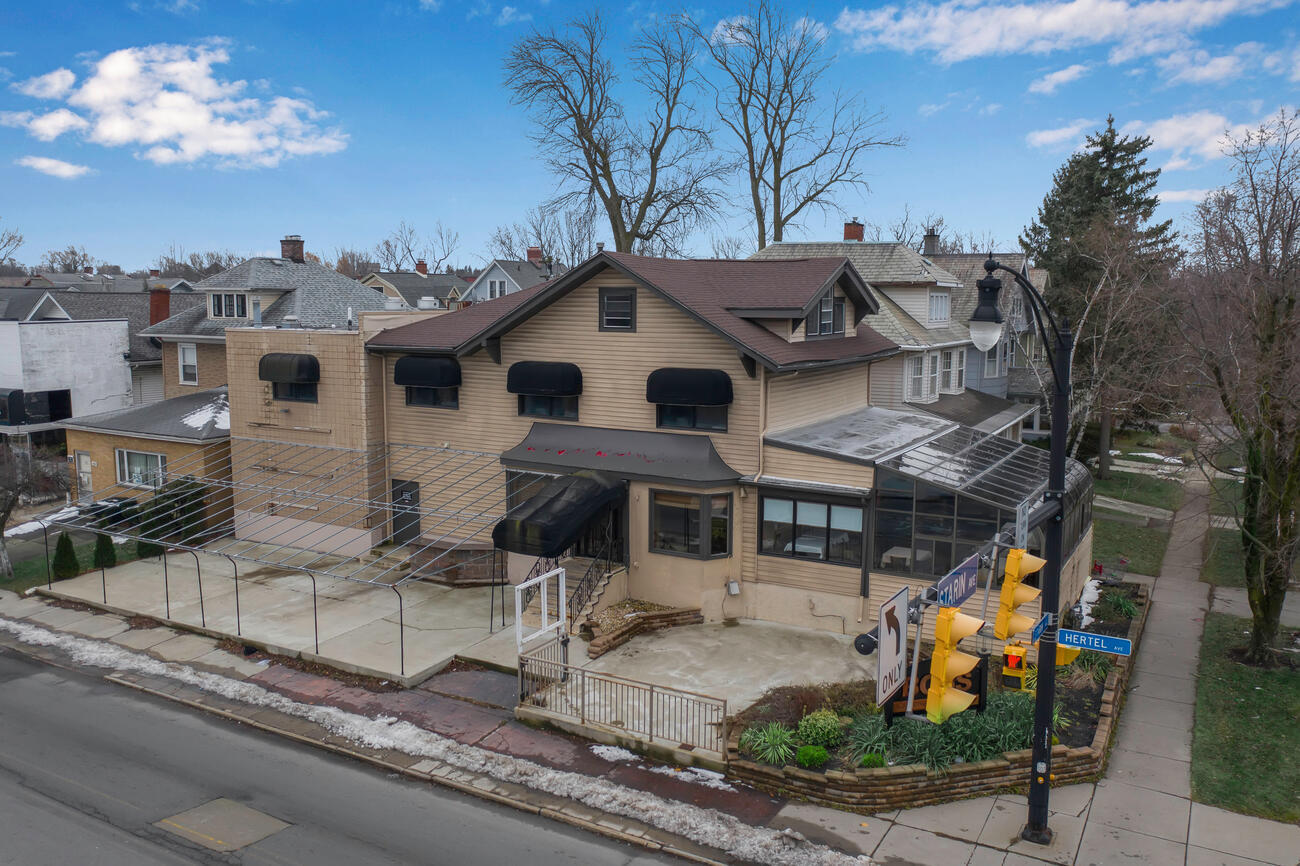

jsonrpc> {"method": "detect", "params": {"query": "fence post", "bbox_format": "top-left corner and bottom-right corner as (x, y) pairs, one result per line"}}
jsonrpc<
(649, 684), (655, 742)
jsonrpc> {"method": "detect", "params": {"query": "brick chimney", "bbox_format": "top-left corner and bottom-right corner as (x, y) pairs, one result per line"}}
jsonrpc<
(844, 219), (864, 242)
(149, 287), (171, 325)
(149, 268), (161, 278)
(526, 246), (543, 266)
(280, 234), (305, 263)
(83, 265), (94, 275)
(923, 227), (939, 256)
(415, 259), (428, 276)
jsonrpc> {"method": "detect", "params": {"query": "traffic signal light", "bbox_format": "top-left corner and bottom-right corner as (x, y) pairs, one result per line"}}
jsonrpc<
(1002, 641), (1029, 690)
(994, 548), (1046, 640)
(928, 607), (985, 724)
(1056, 645), (1081, 666)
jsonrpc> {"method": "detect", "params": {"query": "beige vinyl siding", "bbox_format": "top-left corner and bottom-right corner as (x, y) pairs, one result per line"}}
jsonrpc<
(878, 285), (929, 324)
(761, 445), (873, 490)
(867, 354), (906, 409)
(766, 363), (871, 431)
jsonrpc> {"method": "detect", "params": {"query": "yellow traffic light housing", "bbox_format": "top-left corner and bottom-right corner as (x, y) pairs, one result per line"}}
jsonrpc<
(994, 548), (1046, 640)
(928, 607), (985, 724)
(1002, 641), (1029, 690)
(1056, 645), (1081, 666)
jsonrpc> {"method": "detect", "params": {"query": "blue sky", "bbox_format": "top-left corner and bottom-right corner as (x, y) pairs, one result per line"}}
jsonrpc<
(1, 0), (1296, 270)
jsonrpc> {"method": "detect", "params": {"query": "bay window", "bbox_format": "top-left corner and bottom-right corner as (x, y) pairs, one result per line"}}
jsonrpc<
(650, 490), (731, 558)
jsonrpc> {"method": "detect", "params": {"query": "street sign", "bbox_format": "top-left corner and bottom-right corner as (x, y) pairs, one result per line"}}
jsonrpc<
(935, 552), (980, 608)
(877, 587), (909, 706)
(883, 654), (989, 723)
(1057, 628), (1132, 656)
(1015, 501), (1030, 548)
(1031, 613), (1051, 644)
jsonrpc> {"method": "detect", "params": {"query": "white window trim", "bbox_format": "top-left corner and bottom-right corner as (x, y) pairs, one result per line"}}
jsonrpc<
(955, 349), (966, 390)
(115, 448), (167, 489)
(210, 292), (248, 319)
(927, 351), (940, 398)
(906, 354), (925, 401)
(985, 345), (999, 378)
(928, 290), (950, 325)
(178, 342), (198, 385)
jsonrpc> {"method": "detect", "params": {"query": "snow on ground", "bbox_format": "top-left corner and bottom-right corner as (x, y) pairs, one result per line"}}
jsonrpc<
(1127, 451), (1185, 465)
(589, 744), (639, 762)
(0, 616), (866, 866)
(4, 506), (80, 537)
(645, 764), (736, 792)
(180, 393), (230, 431)
(1078, 579), (1102, 628)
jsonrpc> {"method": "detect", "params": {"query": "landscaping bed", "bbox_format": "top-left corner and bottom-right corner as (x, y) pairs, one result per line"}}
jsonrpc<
(1191, 612), (1300, 823)
(726, 585), (1150, 812)
(579, 600), (702, 659)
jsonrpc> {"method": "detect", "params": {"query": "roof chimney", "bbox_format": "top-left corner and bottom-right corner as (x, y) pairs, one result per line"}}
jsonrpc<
(280, 234), (305, 263)
(415, 259), (428, 276)
(844, 219), (864, 243)
(149, 268), (161, 278)
(83, 265), (94, 275)
(148, 287), (171, 325)
(922, 227), (939, 257)
(596, 242), (605, 253)
(526, 246), (543, 266)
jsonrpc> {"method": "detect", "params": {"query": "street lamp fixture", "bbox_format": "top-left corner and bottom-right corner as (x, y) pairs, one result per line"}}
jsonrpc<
(969, 255), (1073, 846)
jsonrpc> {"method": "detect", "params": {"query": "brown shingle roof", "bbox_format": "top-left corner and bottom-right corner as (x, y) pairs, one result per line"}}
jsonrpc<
(367, 252), (900, 371)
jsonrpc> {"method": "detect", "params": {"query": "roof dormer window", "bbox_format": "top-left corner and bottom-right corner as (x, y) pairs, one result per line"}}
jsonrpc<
(211, 292), (248, 318)
(805, 295), (845, 338)
(928, 290), (950, 325)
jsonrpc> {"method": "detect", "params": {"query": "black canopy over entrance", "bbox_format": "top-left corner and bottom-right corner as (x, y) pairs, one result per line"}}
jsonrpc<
(492, 470), (623, 558)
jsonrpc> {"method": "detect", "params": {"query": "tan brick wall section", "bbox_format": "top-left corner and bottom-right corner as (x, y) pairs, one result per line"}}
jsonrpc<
(161, 341), (228, 399)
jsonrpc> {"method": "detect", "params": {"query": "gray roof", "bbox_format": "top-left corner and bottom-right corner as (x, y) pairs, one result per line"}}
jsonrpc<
(62, 386), (229, 442)
(142, 258), (390, 339)
(0, 288), (61, 321)
(766, 405), (954, 466)
(928, 252), (1030, 326)
(50, 290), (205, 362)
(33, 273), (194, 293)
(906, 389), (1037, 434)
(500, 422), (741, 486)
(366, 271), (471, 306)
(484, 259), (555, 292)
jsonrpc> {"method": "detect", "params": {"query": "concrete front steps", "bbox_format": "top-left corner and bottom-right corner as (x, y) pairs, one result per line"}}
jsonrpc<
(520, 558), (626, 628)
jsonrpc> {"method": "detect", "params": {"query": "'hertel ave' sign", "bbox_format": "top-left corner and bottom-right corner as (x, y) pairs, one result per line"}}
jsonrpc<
(935, 553), (980, 608)
(1058, 628), (1132, 656)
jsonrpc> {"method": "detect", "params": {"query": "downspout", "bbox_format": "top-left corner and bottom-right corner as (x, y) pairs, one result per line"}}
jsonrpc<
(379, 353), (392, 541)
(756, 365), (768, 480)
(859, 361), (873, 623)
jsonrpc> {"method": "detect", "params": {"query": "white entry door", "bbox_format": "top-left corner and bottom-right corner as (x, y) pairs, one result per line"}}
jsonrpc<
(74, 451), (93, 504)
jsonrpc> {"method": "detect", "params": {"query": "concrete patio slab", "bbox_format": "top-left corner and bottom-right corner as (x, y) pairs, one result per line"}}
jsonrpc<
(1127, 669), (1197, 704)
(874, 823), (976, 865)
(1121, 693), (1194, 732)
(968, 846), (1009, 866)
(981, 801), (1086, 866)
(895, 794), (995, 843)
(770, 802), (891, 857)
(1113, 713), (1192, 762)
(1088, 779), (1190, 842)
(1187, 802), (1300, 865)
(1075, 822), (1186, 866)
(1104, 747), (1190, 798)
(1185, 845), (1273, 866)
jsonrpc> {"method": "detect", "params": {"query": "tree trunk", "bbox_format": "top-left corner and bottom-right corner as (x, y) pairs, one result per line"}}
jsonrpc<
(1097, 407), (1113, 480)
(0, 537), (12, 582)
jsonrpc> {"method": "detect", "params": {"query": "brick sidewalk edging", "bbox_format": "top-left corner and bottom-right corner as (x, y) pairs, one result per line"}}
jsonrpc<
(726, 585), (1151, 812)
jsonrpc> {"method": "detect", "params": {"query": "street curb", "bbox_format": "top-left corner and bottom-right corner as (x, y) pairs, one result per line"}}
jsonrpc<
(97, 672), (730, 865)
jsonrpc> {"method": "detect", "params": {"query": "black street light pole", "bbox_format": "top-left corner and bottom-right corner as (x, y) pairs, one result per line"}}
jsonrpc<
(970, 255), (1072, 845)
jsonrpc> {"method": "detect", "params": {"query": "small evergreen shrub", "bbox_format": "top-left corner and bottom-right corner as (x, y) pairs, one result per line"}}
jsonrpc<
(797, 708), (844, 747)
(136, 538), (164, 560)
(859, 752), (887, 769)
(92, 533), (117, 569)
(51, 531), (80, 579)
(795, 745), (829, 770)
(738, 722), (796, 766)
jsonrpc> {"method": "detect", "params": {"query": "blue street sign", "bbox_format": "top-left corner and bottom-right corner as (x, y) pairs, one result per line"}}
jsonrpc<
(935, 553), (981, 607)
(1031, 613), (1051, 644)
(1057, 628), (1132, 656)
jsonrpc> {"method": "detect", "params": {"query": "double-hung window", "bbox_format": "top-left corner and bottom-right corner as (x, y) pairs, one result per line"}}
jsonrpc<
(657, 404), (727, 431)
(928, 352), (940, 397)
(941, 350), (954, 392)
(985, 345), (1000, 377)
(178, 343), (198, 385)
(928, 290), (950, 324)
(488, 279), (506, 299)
(518, 394), (578, 419)
(805, 295), (846, 337)
(955, 349), (966, 390)
(907, 355), (925, 401)
(650, 491), (731, 557)
(759, 495), (863, 567)
(272, 382), (317, 402)
(116, 449), (166, 488)
(405, 386), (457, 409)
(599, 287), (635, 331)
(210, 293), (247, 318)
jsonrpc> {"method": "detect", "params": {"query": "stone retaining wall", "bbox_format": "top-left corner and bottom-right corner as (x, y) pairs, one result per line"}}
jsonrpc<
(585, 608), (704, 658)
(727, 585), (1150, 812)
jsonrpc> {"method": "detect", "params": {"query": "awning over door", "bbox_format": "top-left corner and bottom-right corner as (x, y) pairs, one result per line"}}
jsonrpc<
(507, 361), (582, 396)
(645, 368), (733, 406)
(393, 355), (461, 387)
(492, 470), (623, 557)
(501, 422), (740, 486)
(258, 353), (320, 384)
(0, 388), (24, 425)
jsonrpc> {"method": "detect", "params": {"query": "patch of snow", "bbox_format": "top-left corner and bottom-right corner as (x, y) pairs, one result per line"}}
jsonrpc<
(1127, 451), (1184, 465)
(110, 535), (130, 545)
(589, 744), (639, 763)
(645, 764), (736, 792)
(4, 506), (80, 537)
(0, 616), (866, 866)
(1108, 449), (1121, 456)
(1078, 579), (1102, 628)
(180, 393), (230, 431)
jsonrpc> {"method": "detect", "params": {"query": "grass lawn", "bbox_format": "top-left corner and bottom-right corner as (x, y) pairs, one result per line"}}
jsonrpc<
(1202, 526), (1300, 587)
(1092, 470), (1185, 513)
(1191, 612), (1300, 823)
(1, 539), (139, 597)
(1092, 516), (1169, 576)
(1112, 428), (1199, 461)
(1208, 476), (1244, 517)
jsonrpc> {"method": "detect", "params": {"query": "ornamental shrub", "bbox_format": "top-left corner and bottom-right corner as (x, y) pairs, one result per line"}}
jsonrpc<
(859, 752), (886, 769)
(738, 722), (796, 766)
(51, 531), (80, 579)
(795, 744), (829, 770)
(92, 532), (117, 569)
(797, 708), (844, 747)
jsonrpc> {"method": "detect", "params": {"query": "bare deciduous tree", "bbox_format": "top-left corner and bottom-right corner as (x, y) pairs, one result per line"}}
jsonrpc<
(373, 220), (460, 272)
(0, 217), (22, 264)
(40, 244), (96, 274)
(505, 11), (726, 254)
(709, 234), (751, 258)
(1178, 109), (1299, 664)
(0, 440), (69, 580)
(692, 3), (902, 250)
(152, 244), (243, 280)
(333, 247), (379, 278)
(488, 206), (599, 269)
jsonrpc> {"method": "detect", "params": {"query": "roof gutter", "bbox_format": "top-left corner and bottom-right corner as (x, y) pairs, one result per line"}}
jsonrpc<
(61, 424), (227, 445)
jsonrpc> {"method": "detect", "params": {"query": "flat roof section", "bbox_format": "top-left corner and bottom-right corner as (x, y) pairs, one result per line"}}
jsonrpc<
(501, 422), (741, 486)
(764, 405), (954, 467)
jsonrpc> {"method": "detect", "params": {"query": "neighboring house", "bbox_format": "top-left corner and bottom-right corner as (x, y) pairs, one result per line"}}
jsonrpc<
(0, 288), (131, 451)
(360, 260), (470, 310)
(462, 247), (557, 302)
(751, 221), (1033, 438)
(26, 269), (194, 294)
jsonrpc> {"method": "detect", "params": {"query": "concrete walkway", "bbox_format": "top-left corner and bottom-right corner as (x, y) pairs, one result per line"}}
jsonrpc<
(1094, 495), (1173, 522)
(1211, 585), (1300, 627)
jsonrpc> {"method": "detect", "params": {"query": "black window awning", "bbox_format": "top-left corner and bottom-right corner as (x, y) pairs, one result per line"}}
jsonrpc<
(0, 388), (24, 425)
(492, 470), (624, 557)
(394, 356), (461, 388)
(507, 361), (582, 397)
(501, 422), (741, 486)
(646, 368), (733, 406)
(259, 353), (320, 384)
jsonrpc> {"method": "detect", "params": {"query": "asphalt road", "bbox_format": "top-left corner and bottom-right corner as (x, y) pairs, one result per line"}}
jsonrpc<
(0, 647), (674, 865)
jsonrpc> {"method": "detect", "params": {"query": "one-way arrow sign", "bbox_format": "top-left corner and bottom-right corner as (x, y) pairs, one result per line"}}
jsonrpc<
(877, 587), (909, 706)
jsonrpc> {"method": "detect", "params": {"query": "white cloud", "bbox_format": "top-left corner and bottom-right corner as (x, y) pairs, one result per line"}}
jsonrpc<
(419, 0), (442, 10)
(918, 101), (948, 116)
(1026, 117), (1098, 149)
(1028, 63), (1089, 94)
(980, 102), (1003, 115)
(15, 155), (92, 178)
(1158, 188), (1209, 202)
(834, 0), (1292, 64)
(1122, 110), (1253, 165)
(467, 1), (490, 20)
(3, 41), (347, 169)
(496, 5), (531, 25)
(13, 68), (75, 99)
(1156, 41), (1262, 83)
